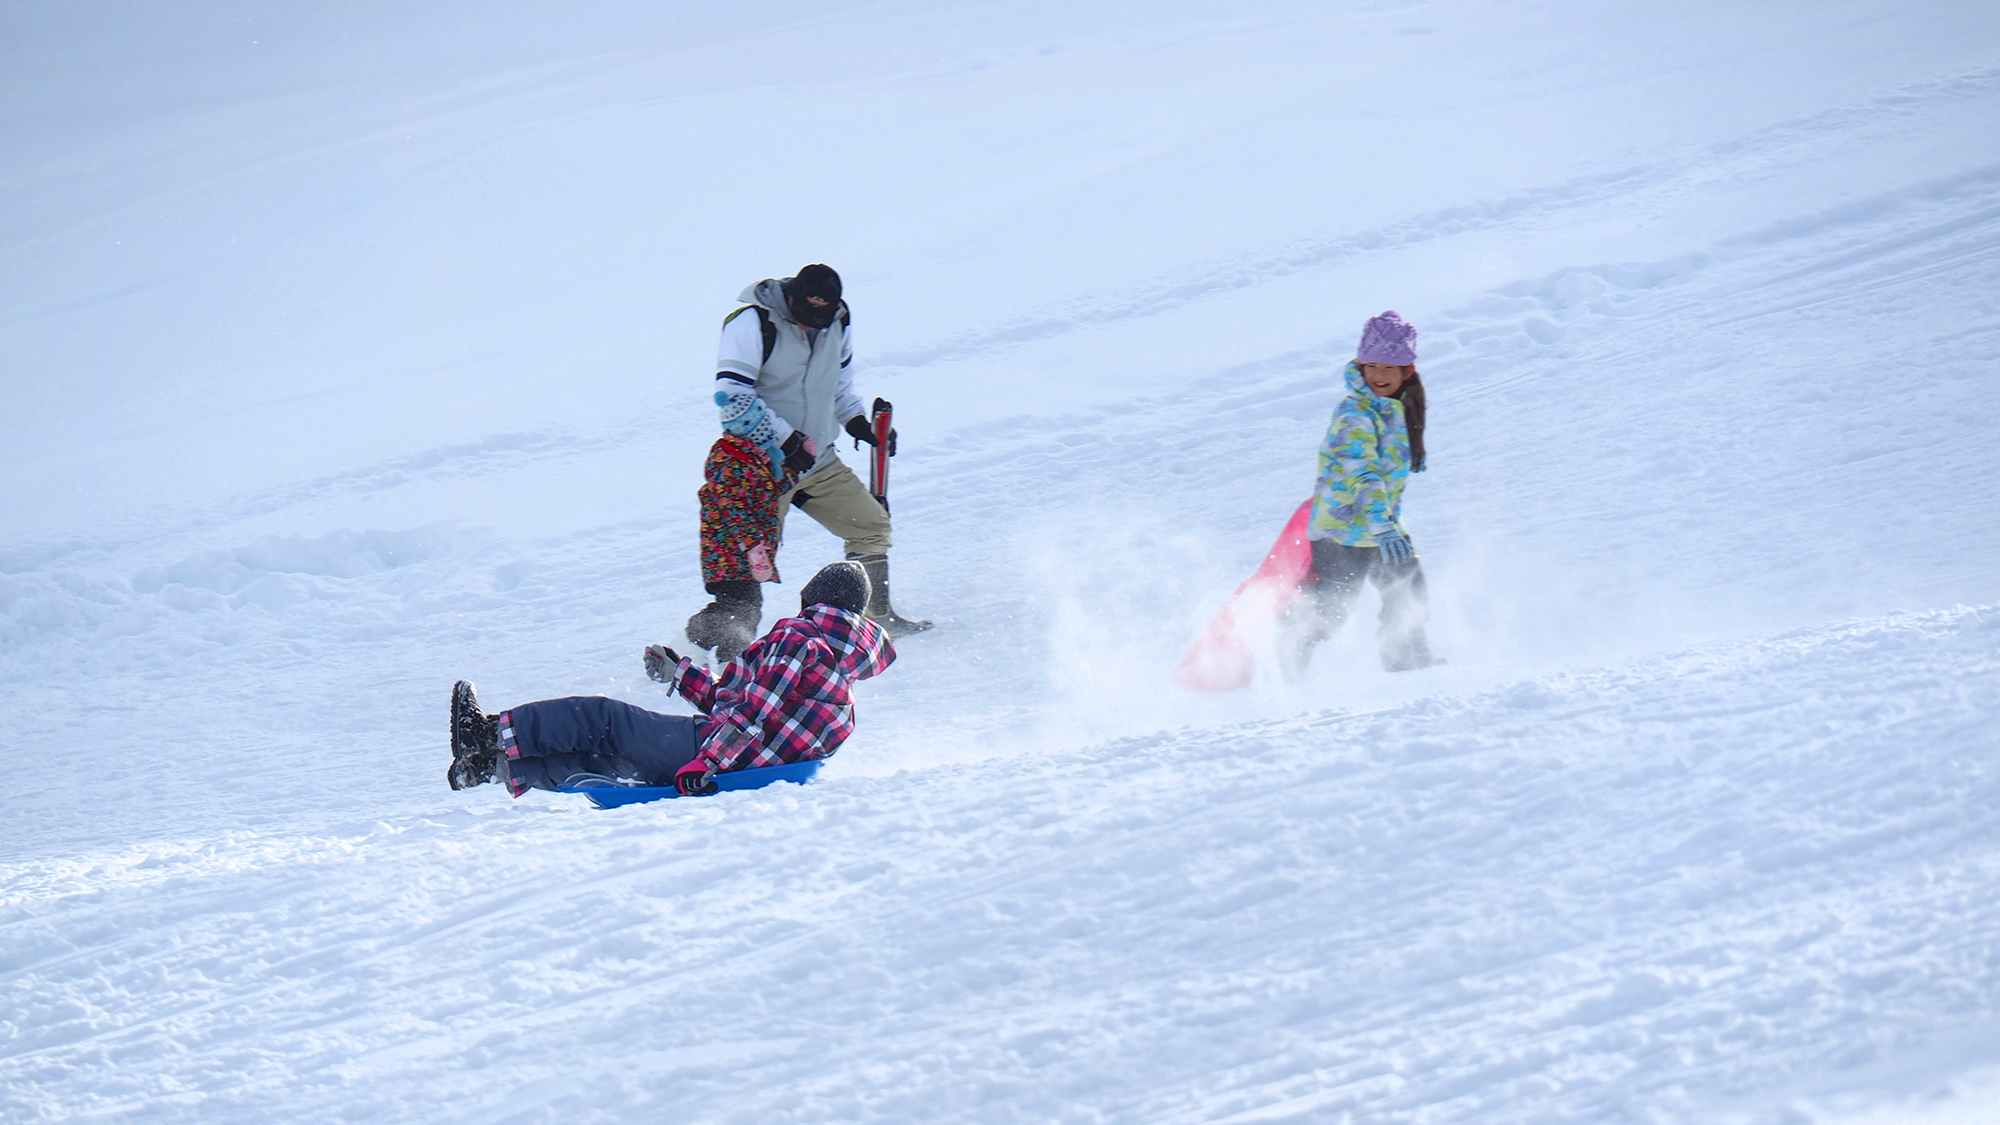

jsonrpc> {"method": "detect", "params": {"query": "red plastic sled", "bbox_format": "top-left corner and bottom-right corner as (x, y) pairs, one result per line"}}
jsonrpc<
(1174, 499), (1314, 692)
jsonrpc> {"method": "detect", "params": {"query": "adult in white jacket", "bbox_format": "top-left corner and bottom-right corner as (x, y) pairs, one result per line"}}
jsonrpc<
(687, 264), (930, 660)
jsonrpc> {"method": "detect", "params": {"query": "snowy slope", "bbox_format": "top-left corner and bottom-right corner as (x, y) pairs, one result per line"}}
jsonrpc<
(6, 611), (1998, 1123)
(5, 1), (2000, 1122)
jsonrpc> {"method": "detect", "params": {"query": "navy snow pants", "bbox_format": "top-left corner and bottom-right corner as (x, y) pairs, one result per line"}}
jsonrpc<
(500, 696), (702, 796)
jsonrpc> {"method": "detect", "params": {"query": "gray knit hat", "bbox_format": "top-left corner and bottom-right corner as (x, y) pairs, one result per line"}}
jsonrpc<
(799, 561), (870, 614)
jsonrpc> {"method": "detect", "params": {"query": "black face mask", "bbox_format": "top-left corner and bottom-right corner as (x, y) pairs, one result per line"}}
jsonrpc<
(789, 294), (839, 329)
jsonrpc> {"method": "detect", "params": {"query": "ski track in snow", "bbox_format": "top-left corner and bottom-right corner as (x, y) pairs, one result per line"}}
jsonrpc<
(868, 65), (2000, 372)
(5, 3), (2000, 1122)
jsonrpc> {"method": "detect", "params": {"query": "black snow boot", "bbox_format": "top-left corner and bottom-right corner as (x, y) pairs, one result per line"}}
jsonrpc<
(685, 580), (763, 664)
(850, 554), (932, 638)
(448, 680), (501, 790)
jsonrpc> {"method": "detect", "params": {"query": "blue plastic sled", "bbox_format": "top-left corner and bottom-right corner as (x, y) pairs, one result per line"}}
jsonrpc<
(560, 760), (823, 809)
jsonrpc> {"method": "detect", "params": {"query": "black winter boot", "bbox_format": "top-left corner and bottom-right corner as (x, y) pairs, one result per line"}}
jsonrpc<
(448, 680), (501, 790)
(850, 554), (932, 638)
(685, 580), (764, 664)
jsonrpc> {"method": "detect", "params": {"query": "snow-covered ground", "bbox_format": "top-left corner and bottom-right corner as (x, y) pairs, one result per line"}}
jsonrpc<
(4, 2), (1999, 1121)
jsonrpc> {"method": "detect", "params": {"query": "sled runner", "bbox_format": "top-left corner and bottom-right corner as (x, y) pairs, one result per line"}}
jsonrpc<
(560, 760), (823, 808)
(1174, 499), (1315, 692)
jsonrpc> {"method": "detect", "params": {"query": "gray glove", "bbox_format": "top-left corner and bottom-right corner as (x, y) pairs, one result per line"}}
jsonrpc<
(643, 644), (682, 688)
(1376, 532), (1414, 564)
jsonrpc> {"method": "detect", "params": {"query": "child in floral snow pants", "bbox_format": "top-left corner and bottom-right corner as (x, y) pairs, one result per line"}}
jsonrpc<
(698, 434), (788, 587)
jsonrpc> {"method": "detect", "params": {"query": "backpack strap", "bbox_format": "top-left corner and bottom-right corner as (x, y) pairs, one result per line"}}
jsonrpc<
(723, 305), (780, 366)
(725, 301), (847, 368)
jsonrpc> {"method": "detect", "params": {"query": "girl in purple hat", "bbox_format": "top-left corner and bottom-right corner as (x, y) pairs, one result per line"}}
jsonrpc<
(1287, 311), (1440, 673)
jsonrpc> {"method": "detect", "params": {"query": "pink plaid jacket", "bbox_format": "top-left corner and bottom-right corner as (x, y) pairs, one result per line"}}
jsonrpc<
(672, 605), (895, 773)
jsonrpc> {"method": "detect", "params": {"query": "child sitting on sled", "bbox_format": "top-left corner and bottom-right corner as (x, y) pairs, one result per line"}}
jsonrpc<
(447, 562), (894, 797)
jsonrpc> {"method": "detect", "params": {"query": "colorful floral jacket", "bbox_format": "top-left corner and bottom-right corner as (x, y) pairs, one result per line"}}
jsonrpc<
(1308, 362), (1413, 546)
(670, 605), (894, 773)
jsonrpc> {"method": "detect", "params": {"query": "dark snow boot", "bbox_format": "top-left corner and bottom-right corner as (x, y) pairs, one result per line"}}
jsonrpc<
(851, 554), (932, 638)
(685, 580), (763, 664)
(448, 680), (500, 790)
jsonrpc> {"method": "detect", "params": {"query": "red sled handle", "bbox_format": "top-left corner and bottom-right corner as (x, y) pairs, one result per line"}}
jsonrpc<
(868, 397), (892, 513)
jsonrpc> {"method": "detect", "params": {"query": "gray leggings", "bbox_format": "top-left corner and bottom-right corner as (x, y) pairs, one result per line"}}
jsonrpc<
(1286, 539), (1434, 673)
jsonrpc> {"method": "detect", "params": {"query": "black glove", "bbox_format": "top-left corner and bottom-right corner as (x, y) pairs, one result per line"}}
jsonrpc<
(844, 414), (898, 455)
(780, 431), (816, 475)
(643, 644), (682, 686)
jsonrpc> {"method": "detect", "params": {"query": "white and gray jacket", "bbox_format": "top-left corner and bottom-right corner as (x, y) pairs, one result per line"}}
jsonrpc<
(713, 278), (862, 470)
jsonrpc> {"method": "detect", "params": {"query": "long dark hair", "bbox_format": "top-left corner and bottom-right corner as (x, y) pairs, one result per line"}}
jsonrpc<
(1392, 367), (1426, 472)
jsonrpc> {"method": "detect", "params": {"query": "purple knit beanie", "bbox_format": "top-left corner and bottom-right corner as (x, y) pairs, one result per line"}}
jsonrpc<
(1355, 310), (1418, 365)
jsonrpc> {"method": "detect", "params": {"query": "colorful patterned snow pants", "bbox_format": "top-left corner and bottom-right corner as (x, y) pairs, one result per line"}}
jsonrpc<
(699, 436), (787, 587)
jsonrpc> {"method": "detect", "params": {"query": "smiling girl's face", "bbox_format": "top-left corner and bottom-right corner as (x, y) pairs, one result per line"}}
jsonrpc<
(1360, 362), (1409, 396)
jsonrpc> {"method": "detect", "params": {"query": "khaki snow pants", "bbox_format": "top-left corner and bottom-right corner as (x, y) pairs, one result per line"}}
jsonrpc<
(777, 455), (893, 558)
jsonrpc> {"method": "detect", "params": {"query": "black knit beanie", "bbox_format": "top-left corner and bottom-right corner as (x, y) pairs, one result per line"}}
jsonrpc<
(799, 561), (869, 614)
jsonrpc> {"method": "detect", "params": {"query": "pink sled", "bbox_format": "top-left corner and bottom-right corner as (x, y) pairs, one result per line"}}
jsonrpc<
(1173, 499), (1315, 693)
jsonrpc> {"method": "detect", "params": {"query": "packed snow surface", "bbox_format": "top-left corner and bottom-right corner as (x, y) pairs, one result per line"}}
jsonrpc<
(4, 2), (1999, 1122)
